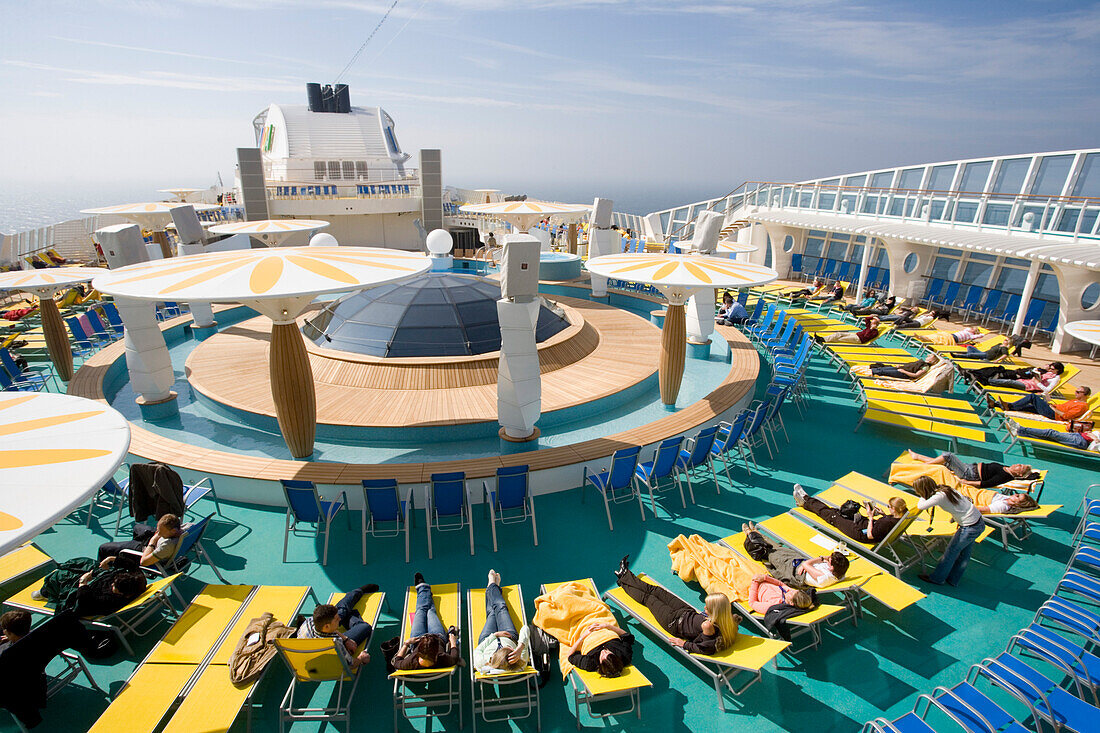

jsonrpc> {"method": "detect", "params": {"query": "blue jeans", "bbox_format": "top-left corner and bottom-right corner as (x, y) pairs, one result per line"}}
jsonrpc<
(1007, 394), (1056, 419)
(964, 345), (1000, 361)
(478, 583), (518, 643)
(929, 518), (985, 586)
(1017, 426), (1089, 449)
(334, 588), (373, 646)
(987, 378), (1027, 390)
(411, 583), (447, 638)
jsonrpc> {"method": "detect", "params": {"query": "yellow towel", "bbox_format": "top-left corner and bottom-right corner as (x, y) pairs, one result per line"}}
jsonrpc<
(888, 461), (966, 493)
(668, 534), (754, 604)
(913, 331), (956, 345)
(533, 581), (620, 678)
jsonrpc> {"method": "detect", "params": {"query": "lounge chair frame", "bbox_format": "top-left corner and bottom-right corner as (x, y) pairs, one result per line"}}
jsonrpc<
(467, 585), (541, 732)
(390, 583), (463, 731)
(276, 638), (362, 733)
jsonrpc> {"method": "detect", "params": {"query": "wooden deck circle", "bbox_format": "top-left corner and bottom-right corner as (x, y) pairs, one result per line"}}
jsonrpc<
(184, 296), (660, 427)
(69, 295), (760, 490)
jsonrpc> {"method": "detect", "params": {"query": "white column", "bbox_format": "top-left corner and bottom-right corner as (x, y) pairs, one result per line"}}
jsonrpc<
(761, 223), (795, 278)
(115, 297), (175, 403)
(177, 241), (216, 328)
(497, 298), (542, 440)
(1050, 264), (1100, 353)
(880, 237), (934, 301)
(587, 229), (621, 297)
(1012, 260), (1041, 336)
(686, 289), (715, 344)
(854, 239), (873, 301)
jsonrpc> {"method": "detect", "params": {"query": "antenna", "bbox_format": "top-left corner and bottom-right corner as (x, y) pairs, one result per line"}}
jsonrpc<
(334, 0), (402, 84)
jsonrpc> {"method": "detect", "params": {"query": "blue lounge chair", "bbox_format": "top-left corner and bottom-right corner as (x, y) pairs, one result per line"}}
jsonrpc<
(362, 479), (414, 563)
(676, 425), (720, 494)
(64, 316), (97, 357)
(583, 446), (644, 531)
(428, 472), (475, 558)
(635, 436), (687, 517)
(712, 410), (751, 484)
(0, 362), (43, 392)
(121, 513), (228, 583)
(280, 479), (349, 565)
(970, 651), (1100, 733)
(84, 309), (117, 343)
(1009, 626), (1099, 705)
(101, 302), (125, 334)
(0, 348), (50, 390)
(481, 464), (539, 551)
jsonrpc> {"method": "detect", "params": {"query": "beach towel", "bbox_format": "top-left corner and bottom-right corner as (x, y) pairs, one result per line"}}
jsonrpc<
(668, 533), (754, 604)
(533, 581), (619, 678)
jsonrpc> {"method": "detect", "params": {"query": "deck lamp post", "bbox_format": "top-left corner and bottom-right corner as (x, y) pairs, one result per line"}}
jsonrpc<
(94, 246), (430, 459)
(0, 267), (107, 381)
(585, 253), (778, 406)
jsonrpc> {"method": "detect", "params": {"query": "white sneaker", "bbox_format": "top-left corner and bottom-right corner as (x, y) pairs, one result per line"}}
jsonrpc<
(793, 484), (807, 507)
(1006, 421), (1019, 437)
(31, 589), (44, 600)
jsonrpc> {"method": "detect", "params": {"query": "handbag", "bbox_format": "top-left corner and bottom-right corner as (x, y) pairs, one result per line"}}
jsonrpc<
(837, 500), (862, 520)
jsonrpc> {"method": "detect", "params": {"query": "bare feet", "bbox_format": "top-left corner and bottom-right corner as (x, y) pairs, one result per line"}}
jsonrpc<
(488, 569), (501, 586)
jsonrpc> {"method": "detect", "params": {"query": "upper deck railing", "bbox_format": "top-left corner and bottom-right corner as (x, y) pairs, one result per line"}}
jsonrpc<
(656, 180), (1100, 245)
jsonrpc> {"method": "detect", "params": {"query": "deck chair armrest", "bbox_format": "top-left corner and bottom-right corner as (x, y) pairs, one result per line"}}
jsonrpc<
(189, 476), (215, 491)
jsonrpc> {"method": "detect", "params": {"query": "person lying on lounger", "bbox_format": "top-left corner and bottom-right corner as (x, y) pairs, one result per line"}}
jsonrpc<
(814, 316), (881, 345)
(990, 386), (1091, 422)
(1010, 422), (1100, 452)
(533, 579), (635, 678)
(964, 334), (1030, 361)
(296, 583), (379, 668)
(868, 354), (939, 380)
(962, 362), (1063, 393)
(788, 277), (826, 300)
(746, 576), (814, 614)
(793, 484), (908, 544)
(848, 295), (896, 317)
(889, 308), (949, 329)
(741, 523), (850, 590)
(613, 556), (739, 654)
(808, 281), (845, 304)
(839, 290), (878, 314)
(905, 450), (1035, 488)
(472, 570), (530, 674)
(391, 572), (462, 671)
(32, 554), (147, 617)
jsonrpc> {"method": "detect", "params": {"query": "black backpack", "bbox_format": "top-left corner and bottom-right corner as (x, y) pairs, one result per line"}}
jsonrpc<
(526, 624), (557, 689)
(837, 500), (862, 521)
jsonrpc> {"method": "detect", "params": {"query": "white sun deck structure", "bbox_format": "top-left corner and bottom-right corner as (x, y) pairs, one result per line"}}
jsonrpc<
(627, 149), (1100, 353)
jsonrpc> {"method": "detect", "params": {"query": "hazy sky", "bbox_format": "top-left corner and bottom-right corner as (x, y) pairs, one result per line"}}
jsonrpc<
(2, 0), (1099, 213)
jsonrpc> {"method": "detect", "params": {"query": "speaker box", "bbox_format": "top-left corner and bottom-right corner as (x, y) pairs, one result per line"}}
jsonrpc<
(500, 236), (541, 300)
(169, 205), (206, 245)
(591, 197), (613, 228)
(96, 223), (149, 269)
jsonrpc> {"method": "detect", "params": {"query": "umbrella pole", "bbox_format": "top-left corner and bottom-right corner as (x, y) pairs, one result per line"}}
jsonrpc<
(660, 302), (686, 405)
(268, 321), (316, 459)
(39, 296), (74, 382)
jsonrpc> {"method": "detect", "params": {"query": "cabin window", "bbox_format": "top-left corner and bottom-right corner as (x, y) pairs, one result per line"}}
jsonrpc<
(327, 161), (342, 179)
(314, 161), (327, 179)
(355, 161), (368, 180)
(342, 161), (356, 179)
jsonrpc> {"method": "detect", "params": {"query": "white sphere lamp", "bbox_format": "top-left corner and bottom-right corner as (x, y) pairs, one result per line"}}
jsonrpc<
(310, 232), (339, 247)
(426, 228), (454, 271)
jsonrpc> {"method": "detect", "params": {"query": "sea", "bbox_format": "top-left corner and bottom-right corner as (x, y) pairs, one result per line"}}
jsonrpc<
(0, 182), (722, 236)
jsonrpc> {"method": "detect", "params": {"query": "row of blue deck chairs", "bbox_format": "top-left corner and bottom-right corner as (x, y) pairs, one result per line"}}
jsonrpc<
(922, 278), (1059, 340)
(794, 256), (892, 292)
(864, 487), (1100, 733)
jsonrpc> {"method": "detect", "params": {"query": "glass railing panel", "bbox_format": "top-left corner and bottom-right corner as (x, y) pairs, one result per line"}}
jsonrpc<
(929, 199), (949, 220)
(1082, 208), (1100, 235)
(954, 201), (979, 223)
(839, 194), (858, 213)
(818, 192), (836, 210)
(982, 203), (1011, 226)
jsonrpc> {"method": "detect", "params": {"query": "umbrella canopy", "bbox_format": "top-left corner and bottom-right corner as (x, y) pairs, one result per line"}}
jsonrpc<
(1063, 320), (1100, 348)
(81, 202), (219, 229)
(158, 187), (205, 201)
(716, 240), (758, 254)
(459, 200), (590, 231)
(0, 392), (130, 554)
(207, 219), (330, 246)
(92, 246), (430, 305)
(585, 253), (777, 304)
(0, 267), (105, 295)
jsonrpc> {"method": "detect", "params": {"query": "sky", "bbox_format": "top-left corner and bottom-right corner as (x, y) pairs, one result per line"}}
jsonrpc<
(2, 0), (1100, 218)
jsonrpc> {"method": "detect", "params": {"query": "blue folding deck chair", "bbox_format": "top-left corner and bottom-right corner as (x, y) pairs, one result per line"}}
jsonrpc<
(84, 309), (117, 343)
(362, 479), (414, 563)
(0, 348), (50, 390)
(64, 316), (97, 357)
(122, 513), (228, 583)
(712, 410), (751, 485)
(101, 302), (125, 334)
(0, 363), (43, 392)
(481, 464), (539, 552)
(635, 437), (687, 517)
(428, 472), (475, 558)
(280, 479), (349, 565)
(969, 649), (1099, 732)
(583, 446), (644, 531)
(676, 425), (719, 496)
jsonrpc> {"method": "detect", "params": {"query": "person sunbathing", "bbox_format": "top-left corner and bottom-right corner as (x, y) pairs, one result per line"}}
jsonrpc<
(815, 316), (881, 345)
(472, 570), (530, 675)
(991, 386), (1091, 422)
(741, 523), (850, 589)
(391, 572), (462, 671)
(905, 450), (1034, 488)
(793, 484), (907, 544)
(839, 291), (879, 314)
(848, 295), (896, 317)
(869, 354), (939, 380)
(891, 308), (949, 329)
(33, 554), (147, 617)
(534, 579), (634, 678)
(808, 281), (845, 304)
(964, 334), (1030, 361)
(964, 362), (1063, 393)
(1011, 422), (1100, 452)
(747, 576), (813, 614)
(961, 488), (1039, 515)
(296, 583), (379, 668)
(613, 556), (739, 654)
(788, 278), (826, 300)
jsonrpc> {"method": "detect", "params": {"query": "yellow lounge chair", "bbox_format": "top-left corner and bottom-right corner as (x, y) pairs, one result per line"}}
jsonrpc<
(857, 407), (989, 447)
(729, 516), (925, 614)
(468, 584), (540, 731)
(604, 572), (789, 711)
(390, 582), (463, 729)
(6, 572), (182, 655)
(163, 584), (312, 733)
(275, 636), (362, 733)
(540, 578), (652, 728)
(0, 544), (52, 591)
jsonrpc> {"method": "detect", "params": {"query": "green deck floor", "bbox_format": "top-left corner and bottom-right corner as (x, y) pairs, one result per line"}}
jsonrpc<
(3, 335), (1095, 732)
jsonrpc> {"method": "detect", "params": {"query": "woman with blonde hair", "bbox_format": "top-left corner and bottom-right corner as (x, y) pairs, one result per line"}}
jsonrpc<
(613, 557), (739, 654)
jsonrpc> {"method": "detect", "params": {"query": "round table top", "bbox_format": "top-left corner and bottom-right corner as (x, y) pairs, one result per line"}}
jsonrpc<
(716, 240), (758, 254)
(585, 252), (778, 290)
(0, 392), (130, 555)
(92, 245), (432, 303)
(207, 219), (330, 237)
(460, 201), (590, 217)
(0, 267), (106, 293)
(81, 202), (219, 216)
(1063, 320), (1100, 348)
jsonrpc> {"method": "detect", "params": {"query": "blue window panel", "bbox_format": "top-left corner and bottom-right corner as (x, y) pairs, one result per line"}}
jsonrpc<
(1082, 208), (1099, 234)
(929, 199), (948, 220)
(1013, 204), (1048, 230)
(959, 161), (992, 193)
(1034, 272), (1060, 301)
(992, 158), (1030, 194)
(927, 164), (956, 191)
(764, 244), (772, 268)
(962, 261), (994, 287)
(804, 237), (825, 257)
(898, 168), (924, 190)
(839, 194), (858, 212)
(930, 256), (960, 280)
(1072, 153), (1100, 197)
(820, 178), (840, 186)
(826, 241), (848, 260)
(870, 171), (894, 189)
(954, 201), (979, 223)
(850, 244), (865, 263)
(982, 203), (1012, 226)
(818, 193), (836, 210)
(844, 174), (867, 187)
(1056, 208), (1081, 232)
(874, 248), (890, 268)
(995, 267), (1028, 294)
(861, 195), (883, 214)
(831, 233), (850, 241)
(1030, 154), (1074, 196)
(798, 191), (813, 206)
(808, 229), (827, 237)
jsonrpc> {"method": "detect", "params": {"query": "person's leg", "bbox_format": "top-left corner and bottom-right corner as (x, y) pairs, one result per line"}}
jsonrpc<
(335, 589), (364, 626)
(97, 538), (142, 561)
(873, 367), (908, 379)
(939, 453), (979, 482)
(480, 583), (516, 643)
(964, 345), (982, 358)
(343, 611), (373, 647)
(803, 497), (866, 542)
(617, 570), (692, 633)
(1032, 397), (1056, 420)
(1017, 427), (1087, 449)
(987, 378), (1025, 390)
(944, 522), (984, 586)
(742, 530), (776, 562)
(927, 527), (966, 584)
(415, 583), (447, 638)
